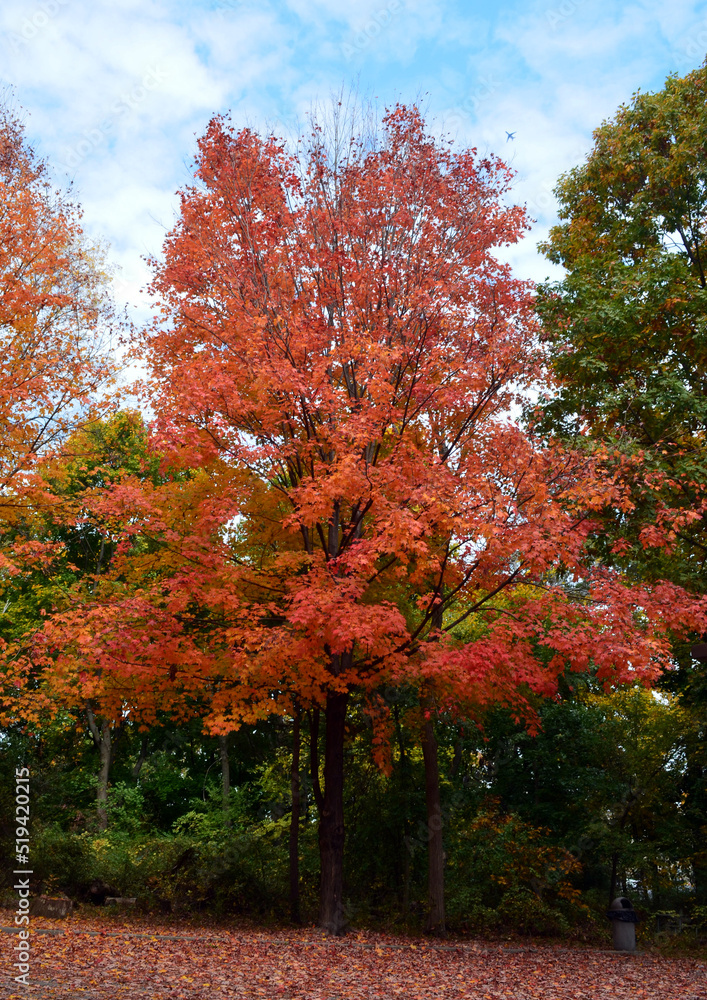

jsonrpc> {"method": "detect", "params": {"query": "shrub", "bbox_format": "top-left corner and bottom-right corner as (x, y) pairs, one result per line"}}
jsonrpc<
(446, 803), (590, 934)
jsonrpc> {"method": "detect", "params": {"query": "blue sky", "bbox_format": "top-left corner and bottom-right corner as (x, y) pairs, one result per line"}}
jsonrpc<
(3, 0), (707, 322)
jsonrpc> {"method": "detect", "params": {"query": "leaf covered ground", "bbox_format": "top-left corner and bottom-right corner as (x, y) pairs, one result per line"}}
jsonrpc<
(1, 916), (705, 999)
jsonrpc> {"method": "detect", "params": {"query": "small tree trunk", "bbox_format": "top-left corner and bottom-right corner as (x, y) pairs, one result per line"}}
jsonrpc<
(289, 708), (301, 923)
(421, 707), (445, 935)
(394, 703), (411, 915)
(132, 734), (149, 779)
(218, 734), (231, 827)
(97, 723), (111, 832)
(318, 688), (349, 935)
(86, 705), (111, 832)
(310, 707), (323, 811)
(684, 746), (707, 904)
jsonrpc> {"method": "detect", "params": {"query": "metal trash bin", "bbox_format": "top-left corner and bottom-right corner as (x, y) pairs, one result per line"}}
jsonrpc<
(606, 896), (638, 951)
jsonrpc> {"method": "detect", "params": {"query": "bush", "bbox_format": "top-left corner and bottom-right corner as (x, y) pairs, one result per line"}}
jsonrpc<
(32, 827), (94, 896)
(497, 888), (569, 936)
(446, 803), (590, 935)
(28, 816), (320, 919)
(107, 782), (149, 836)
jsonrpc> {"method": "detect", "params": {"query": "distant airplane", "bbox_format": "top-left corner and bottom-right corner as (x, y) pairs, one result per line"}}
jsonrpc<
(506, 131), (516, 142)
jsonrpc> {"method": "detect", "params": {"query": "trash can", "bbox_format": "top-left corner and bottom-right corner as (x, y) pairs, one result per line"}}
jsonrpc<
(606, 896), (638, 951)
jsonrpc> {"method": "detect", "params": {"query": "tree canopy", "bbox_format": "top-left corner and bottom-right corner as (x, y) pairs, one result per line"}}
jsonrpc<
(536, 61), (707, 595)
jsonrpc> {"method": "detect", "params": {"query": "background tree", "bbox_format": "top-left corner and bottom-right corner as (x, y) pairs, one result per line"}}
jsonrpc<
(1, 413), (165, 829)
(0, 100), (117, 506)
(536, 60), (707, 590)
(536, 59), (707, 900)
(0, 96), (119, 720)
(479, 687), (696, 907)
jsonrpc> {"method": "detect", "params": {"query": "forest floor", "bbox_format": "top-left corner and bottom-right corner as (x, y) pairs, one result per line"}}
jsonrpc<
(1, 913), (706, 999)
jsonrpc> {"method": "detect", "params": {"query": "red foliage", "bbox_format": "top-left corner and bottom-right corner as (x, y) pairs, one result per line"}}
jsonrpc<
(27, 105), (707, 732)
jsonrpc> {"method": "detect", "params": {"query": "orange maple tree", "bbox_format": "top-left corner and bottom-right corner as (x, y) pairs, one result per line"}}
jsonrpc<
(0, 101), (118, 574)
(0, 101), (121, 717)
(0, 102), (117, 480)
(22, 105), (707, 933)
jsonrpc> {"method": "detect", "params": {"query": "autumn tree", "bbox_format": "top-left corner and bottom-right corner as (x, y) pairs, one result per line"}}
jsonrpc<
(92, 102), (707, 935)
(0, 413), (166, 829)
(0, 99), (123, 825)
(0, 100), (117, 514)
(0, 95), (120, 711)
(17, 104), (705, 930)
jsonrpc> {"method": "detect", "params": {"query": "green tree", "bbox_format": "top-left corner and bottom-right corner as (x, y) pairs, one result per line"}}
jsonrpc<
(536, 59), (707, 594)
(537, 61), (707, 902)
(479, 689), (696, 910)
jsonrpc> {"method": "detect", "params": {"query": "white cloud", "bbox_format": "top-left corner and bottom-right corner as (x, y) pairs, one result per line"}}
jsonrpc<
(2, 0), (706, 330)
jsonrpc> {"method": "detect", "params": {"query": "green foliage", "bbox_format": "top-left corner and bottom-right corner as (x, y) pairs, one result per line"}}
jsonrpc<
(536, 60), (707, 598)
(497, 889), (570, 937)
(446, 804), (588, 935)
(31, 827), (95, 896)
(4, 686), (705, 933)
(107, 782), (149, 836)
(535, 59), (707, 908)
(0, 412), (158, 646)
(28, 801), (321, 919)
(40, 410), (164, 579)
(478, 689), (701, 908)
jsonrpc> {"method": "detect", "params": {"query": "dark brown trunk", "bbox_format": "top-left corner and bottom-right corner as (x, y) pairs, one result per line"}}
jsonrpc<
(218, 734), (231, 827)
(694, 863), (707, 906)
(132, 734), (149, 779)
(394, 704), (411, 915)
(310, 708), (323, 812)
(86, 705), (111, 832)
(318, 688), (349, 935)
(317, 503), (352, 935)
(97, 724), (111, 832)
(421, 708), (445, 935)
(289, 708), (301, 923)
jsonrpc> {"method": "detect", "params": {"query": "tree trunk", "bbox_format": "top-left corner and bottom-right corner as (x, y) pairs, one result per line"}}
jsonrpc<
(96, 723), (111, 832)
(132, 734), (149, 779)
(310, 708), (323, 812)
(218, 734), (231, 827)
(86, 705), (111, 832)
(318, 688), (349, 935)
(394, 703), (411, 915)
(317, 504), (352, 935)
(421, 708), (445, 935)
(289, 708), (301, 923)
(693, 860), (707, 906)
